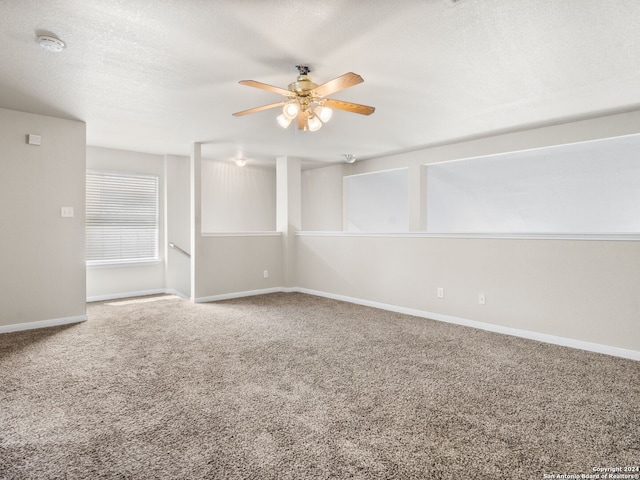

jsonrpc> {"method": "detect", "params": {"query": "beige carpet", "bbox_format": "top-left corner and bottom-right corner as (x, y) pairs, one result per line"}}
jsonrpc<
(1, 293), (638, 479)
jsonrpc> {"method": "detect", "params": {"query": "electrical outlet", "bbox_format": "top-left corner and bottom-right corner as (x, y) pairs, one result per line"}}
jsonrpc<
(263, 270), (269, 278)
(437, 287), (444, 299)
(478, 293), (486, 305)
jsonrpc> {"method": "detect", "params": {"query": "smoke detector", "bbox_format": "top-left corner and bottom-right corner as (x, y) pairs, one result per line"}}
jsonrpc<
(37, 35), (65, 52)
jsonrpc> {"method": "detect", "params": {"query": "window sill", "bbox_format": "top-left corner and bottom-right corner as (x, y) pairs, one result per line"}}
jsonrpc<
(201, 231), (282, 237)
(295, 232), (640, 241)
(86, 259), (162, 269)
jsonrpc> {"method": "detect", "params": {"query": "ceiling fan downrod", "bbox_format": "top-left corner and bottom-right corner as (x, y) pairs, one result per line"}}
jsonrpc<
(295, 65), (311, 75)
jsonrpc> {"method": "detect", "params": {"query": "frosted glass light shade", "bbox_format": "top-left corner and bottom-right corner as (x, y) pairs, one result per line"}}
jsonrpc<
(307, 115), (322, 131)
(316, 106), (333, 123)
(283, 102), (300, 119)
(277, 114), (293, 128)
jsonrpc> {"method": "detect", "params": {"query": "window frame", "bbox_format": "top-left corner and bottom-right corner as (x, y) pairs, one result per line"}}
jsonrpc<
(86, 169), (160, 267)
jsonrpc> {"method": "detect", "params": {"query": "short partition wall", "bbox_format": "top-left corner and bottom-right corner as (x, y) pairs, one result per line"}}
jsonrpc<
(304, 130), (640, 360)
(193, 232), (283, 303)
(294, 232), (640, 360)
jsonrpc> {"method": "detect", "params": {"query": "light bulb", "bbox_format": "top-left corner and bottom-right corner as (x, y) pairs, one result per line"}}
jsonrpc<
(315, 106), (333, 123)
(307, 115), (322, 132)
(283, 102), (300, 119)
(277, 114), (293, 128)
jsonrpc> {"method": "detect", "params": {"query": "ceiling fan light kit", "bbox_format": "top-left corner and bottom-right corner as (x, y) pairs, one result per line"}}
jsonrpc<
(233, 65), (375, 132)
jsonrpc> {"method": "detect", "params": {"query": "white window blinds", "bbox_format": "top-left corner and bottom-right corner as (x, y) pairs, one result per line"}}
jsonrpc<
(86, 171), (159, 264)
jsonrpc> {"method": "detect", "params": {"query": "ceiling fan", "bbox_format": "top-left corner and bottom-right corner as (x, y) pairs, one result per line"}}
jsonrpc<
(232, 65), (375, 132)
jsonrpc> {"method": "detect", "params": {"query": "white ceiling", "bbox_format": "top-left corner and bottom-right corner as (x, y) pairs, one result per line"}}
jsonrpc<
(1, 0), (640, 167)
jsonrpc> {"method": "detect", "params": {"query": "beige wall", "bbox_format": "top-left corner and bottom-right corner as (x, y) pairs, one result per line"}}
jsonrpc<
(0, 108), (86, 328)
(302, 164), (346, 231)
(3, 106), (637, 355)
(165, 155), (191, 298)
(297, 110), (640, 354)
(190, 145), (283, 301)
(86, 146), (165, 300)
(194, 235), (283, 300)
(296, 235), (640, 351)
(353, 110), (640, 175)
(201, 160), (276, 232)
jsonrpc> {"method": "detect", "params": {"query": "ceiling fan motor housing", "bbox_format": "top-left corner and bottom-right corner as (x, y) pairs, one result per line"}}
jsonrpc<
(288, 75), (318, 97)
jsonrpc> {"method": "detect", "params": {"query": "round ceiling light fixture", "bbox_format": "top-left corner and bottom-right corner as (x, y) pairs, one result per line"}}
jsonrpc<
(343, 154), (356, 164)
(235, 157), (247, 167)
(37, 35), (65, 52)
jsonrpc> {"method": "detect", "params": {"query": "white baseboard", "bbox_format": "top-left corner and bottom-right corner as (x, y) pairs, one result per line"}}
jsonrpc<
(194, 287), (284, 303)
(0, 315), (87, 334)
(87, 289), (168, 303)
(294, 287), (640, 362)
(82, 285), (640, 361)
(163, 289), (190, 300)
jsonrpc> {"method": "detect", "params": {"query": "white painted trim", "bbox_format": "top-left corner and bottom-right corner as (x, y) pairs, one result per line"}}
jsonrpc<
(86, 259), (163, 269)
(423, 132), (640, 167)
(87, 289), (168, 303)
(294, 288), (640, 362)
(343, 166), (409, 179)
(164, 288), (190, 300)
(0, 315), (87, 334)
(194, 287), (284, 303)
(295, 231), (640, 242)
(201, 232), (282, 237)
(81, 284), (639, 361)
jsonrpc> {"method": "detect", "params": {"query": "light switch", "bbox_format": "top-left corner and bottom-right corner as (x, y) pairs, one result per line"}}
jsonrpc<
(61, 207), (74, 218)
(27, 134), (41, 146)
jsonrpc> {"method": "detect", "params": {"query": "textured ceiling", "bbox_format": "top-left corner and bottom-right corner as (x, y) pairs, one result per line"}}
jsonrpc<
(1, 0), (640, 167)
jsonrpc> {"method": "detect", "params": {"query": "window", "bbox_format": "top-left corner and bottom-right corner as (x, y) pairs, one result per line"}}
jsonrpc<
(344, 169), (409, 232)
(426, 134), (640, 234)
(86, 171), (159, 265)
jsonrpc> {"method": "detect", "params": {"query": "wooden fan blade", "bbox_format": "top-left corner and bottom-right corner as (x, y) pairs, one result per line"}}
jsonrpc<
(297, 110), (308, 130)
(239, 80), (291, 96)
(314, 72), (363, 98)
(232, 101), (285, 117)
(323, 98), (375, 116)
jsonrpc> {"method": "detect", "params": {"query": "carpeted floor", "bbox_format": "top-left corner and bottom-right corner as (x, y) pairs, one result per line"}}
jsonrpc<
(0, 293), (638, 479)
